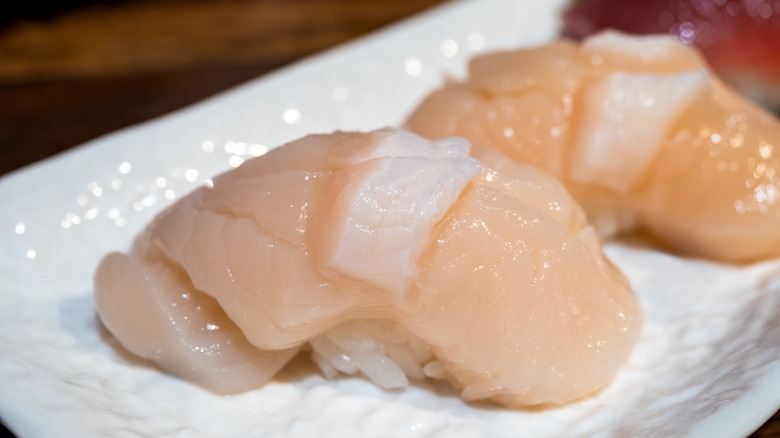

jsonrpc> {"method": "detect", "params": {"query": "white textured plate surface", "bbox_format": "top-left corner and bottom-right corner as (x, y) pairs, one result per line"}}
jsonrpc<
(2, 0), (780, 436)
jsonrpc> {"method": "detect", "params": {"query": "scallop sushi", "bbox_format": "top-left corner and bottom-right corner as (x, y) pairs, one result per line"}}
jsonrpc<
(406, 31), (780, 263)
(95, 128), (641, 406)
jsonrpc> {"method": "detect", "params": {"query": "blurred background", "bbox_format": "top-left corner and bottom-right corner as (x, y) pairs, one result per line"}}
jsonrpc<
(0, 0), (778, 436)
(0, 0), (443, 177)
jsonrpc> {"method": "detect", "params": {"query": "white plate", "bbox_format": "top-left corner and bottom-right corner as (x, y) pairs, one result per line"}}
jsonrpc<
(2, 0), (780, 436)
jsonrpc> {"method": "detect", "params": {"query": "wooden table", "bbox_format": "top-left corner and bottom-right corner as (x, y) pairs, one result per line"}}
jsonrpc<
(0, 1), (777, 436)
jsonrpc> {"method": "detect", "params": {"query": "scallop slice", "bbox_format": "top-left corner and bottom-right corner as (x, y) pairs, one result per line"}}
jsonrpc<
(571, 69), (708, 192)
(314, 137), (480, 297)
(412, 148), (637, 405)
(94, 242), (299, 394)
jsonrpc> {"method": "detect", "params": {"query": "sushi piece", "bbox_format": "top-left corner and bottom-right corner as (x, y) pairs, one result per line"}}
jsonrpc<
(562, 0), (780, 111)
(405, 31), (780, 263)
(94, 128), (641, 406)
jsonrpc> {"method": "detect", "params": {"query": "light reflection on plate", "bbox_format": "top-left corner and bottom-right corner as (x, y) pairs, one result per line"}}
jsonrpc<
(1, 0), (780, 436)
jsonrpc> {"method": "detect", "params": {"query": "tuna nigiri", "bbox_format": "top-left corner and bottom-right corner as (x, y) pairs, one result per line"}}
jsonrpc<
(405, 31), (780, 263)
(95, 128), (641, 406)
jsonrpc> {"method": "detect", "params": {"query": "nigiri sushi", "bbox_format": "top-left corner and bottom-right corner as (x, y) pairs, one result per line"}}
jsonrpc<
(95, 128), (641, 406)
(562, 0), (780, 111)
(405, 31), (780, 263)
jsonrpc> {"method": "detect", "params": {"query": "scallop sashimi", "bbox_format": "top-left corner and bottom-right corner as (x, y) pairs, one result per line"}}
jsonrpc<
(95, 128), (641, 406)
(405, 31), (780, 263)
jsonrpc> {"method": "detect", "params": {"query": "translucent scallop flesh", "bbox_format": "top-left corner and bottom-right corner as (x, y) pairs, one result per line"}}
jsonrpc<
(94, 128), (641, 407)
(405, 31), (780, 263)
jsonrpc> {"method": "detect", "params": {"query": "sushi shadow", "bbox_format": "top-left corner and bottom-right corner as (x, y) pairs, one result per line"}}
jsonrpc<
(272, 352), (554, 414)
(609, 229), (675, 254)
(609, 230), (759, 268)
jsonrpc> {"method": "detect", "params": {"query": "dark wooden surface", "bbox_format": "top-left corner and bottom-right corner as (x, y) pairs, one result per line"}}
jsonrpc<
(0, 0), (445, 177)
(0, 1), (777, 436)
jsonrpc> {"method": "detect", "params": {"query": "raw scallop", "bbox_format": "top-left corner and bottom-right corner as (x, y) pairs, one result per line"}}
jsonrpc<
(405, 31), (780, 262)
(95, 128), (641, 406)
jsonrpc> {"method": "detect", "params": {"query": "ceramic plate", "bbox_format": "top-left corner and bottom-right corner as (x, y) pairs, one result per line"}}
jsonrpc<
(2, 0), (780, 436)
